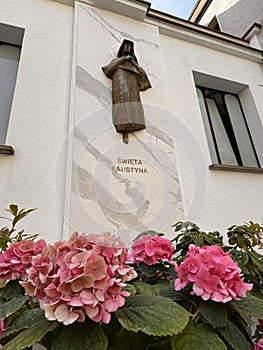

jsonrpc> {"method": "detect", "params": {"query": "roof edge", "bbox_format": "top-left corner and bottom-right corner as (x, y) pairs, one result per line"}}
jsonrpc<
(188, 0), (213, 23)
(52, 0), (263, 60)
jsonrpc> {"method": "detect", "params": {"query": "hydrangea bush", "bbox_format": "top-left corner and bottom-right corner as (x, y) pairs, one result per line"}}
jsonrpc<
(0, 205), (262, 350)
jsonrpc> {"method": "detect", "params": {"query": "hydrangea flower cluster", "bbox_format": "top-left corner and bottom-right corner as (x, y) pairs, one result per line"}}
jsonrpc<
(174, 244), (253, 302)
(0, 239), (46, 281)
(129, 234), (174, 265)
(21, 232), (137, 325)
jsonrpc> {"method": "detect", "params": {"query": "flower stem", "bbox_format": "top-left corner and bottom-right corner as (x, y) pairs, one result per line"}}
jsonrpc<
(192, 309), (200, 321)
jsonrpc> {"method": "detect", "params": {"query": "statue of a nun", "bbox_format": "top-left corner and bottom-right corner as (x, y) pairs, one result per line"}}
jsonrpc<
(102, 40), (151, 143)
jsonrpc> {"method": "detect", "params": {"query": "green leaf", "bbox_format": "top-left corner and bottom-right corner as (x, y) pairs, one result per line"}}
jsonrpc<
(237, 235), (246, 249)
(199, 301), (228, 328)
(232, 295), (263, 320)
(147, 338), (171, 349)
(217, 320), (252, 350)
(101, 315), (121, 345)
(13, 208), (36, 227)
(228, 235), (236, 245)
(115, 295), (190, 337)
(0, 296), (28, 319)
(108, 329), (149, 350)
(249, 252), (263, 272)
(1, 318), (58, 350)
(241, 252), (249, 266)
(51, 322), (108, 350)
(172, 322), (227, 350)
(136, 263), (159, 279)
(1, 309), (44, 339)
(151, 279), (170, 293)
(158, 284), (192, 303)
(0, 233), (11, 251)
(131, 281), (158, 296)
(194, 236), (204, 246)
(5, 204), (18, 216)
(0, 281), (25, 301)
(9, 205), (18, 216)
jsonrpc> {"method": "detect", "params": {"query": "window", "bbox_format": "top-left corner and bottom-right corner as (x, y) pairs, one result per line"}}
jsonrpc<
(0, 42), (21, 145)
(0, 22), (24, 152)
(196, 86), (260, 168)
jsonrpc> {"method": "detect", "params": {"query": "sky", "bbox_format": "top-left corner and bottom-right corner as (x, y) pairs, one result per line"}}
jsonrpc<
(150, 0), (197, 19)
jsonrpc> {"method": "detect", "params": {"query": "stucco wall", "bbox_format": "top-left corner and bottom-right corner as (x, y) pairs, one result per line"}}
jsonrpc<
(159, 34), (263, 233)
(0, 0), (74, 242)
(198, 0), (239, 26)
(217, 0), (263, 49)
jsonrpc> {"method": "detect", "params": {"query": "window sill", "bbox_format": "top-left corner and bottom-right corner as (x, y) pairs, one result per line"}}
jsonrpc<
(0, 145), (15, 155)
(209, 164), (263, 174)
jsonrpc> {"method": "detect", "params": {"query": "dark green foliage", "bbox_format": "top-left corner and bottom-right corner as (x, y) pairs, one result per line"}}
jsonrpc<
(0, 206), (262, 350)
(172, 221), (223, 261)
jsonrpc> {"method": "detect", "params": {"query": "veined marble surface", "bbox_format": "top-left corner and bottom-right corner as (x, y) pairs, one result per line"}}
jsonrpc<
(68, 2), (184, 245)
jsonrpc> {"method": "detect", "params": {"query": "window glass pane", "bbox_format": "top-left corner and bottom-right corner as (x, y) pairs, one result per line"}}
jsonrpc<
(225, 94), (258, 167)
(0, 45), (20, 144)
(196, 88), (217, 163)
(206, 98), (238, 165)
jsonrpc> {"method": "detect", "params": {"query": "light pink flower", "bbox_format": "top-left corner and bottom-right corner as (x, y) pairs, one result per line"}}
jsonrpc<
(22, 232), (136, 325)
(129, 235), (174, 265)
(174, 244), (253, 302)
(254, 336), (263, 350)
(0, 239), (46, 281)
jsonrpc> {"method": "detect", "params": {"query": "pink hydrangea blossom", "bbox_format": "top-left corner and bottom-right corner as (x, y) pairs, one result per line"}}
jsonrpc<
(0, 319), (6, 337)
(129, 235), (174, 265)
(0, 239), (46, 281)
(21, 232), (137, 325)
(254, 336), (263, 350)
(174, 244), (253, 302)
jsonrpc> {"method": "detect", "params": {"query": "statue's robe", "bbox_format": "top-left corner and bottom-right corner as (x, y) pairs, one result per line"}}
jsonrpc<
(102, 58), (151, 133)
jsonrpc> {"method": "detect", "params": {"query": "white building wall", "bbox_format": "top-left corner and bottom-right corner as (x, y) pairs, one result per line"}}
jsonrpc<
(159, 34), (263, 232)
(0, 0), (74, 242)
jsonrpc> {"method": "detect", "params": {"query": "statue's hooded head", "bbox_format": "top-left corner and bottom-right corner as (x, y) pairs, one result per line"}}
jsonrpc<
(117, 39), (138, 63)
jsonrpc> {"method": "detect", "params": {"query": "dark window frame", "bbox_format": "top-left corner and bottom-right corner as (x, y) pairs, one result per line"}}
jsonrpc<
(197, 85), (261, 168)
(0, 41), (21, 149)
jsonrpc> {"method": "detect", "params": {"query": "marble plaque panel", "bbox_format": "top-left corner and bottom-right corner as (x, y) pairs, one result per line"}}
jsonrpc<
(67, 2), (184, 246)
